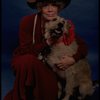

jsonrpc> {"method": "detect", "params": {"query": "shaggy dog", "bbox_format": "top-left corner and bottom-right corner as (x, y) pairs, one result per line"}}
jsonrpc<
(42, 16), (95, 100)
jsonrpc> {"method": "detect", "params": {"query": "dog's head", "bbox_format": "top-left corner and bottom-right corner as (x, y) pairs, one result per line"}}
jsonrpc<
(44, 16), (67, 40)
(49, 22), (64, 39)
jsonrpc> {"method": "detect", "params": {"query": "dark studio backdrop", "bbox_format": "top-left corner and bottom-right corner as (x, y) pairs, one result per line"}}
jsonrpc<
(1, 0), (99, 99)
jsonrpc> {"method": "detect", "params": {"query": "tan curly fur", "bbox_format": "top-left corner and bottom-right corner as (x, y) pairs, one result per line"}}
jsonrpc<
(44, 16), (95, 100)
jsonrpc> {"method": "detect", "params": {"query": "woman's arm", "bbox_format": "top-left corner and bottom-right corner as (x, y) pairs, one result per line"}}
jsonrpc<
(73, 36), (88, 62)
(13, 14), (48, 56)
(56, 37), (88, 70)
(56, 20), (88, 70)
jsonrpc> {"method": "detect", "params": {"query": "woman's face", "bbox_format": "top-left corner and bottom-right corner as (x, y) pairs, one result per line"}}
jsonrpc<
(41, 4), (59, 21)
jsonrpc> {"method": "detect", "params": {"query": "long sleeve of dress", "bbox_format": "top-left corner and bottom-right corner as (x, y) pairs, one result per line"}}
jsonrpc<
(13, 14), (48, 57)
(67, 20), (88, 62)
(73, 36), (88, 62)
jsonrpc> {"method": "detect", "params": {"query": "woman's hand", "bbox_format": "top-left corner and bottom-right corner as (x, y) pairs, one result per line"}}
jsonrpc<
(56, 55), (75, 70)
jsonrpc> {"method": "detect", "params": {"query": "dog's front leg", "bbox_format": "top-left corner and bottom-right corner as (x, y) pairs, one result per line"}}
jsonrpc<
(62, 70), (75, 100)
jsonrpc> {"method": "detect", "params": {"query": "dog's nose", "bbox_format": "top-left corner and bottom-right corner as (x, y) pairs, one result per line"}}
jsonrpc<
(58, 23), (64, 28)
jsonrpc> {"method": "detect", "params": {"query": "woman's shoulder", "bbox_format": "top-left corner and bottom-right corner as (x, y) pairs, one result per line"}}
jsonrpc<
(19, 13), (38, 26)
(22, 13), (36, 20)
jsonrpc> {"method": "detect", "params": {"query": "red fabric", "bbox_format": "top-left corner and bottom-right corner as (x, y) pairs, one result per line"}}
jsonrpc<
(73, 36), (88, 62)
(64, 20), (75, 45)
(4, 54), (58, 100)
(13, 13), (48, 57)
(62, 19), (88, 62)
(4, 13), (58, 100)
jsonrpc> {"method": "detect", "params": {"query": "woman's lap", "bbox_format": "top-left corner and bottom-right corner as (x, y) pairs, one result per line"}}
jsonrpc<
(4, 54), (58, 100)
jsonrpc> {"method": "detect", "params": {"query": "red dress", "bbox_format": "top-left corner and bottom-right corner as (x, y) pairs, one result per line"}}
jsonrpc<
(4, 13), (88, 100)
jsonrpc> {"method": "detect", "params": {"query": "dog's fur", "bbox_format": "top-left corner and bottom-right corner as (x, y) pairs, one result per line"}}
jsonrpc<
(43, 17), (95, 100)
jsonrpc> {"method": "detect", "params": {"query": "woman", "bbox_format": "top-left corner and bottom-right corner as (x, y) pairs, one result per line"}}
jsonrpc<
(4, 0), (88, 100)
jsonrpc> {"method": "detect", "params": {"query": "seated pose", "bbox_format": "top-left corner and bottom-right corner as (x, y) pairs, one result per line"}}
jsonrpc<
(4, 0), (89, 100)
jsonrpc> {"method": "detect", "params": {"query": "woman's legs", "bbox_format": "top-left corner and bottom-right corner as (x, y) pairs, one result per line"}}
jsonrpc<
(5, 54), (58, 100)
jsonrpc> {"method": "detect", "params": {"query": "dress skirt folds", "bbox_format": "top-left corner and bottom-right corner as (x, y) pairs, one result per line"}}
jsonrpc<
(4, 54), (58, 100)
